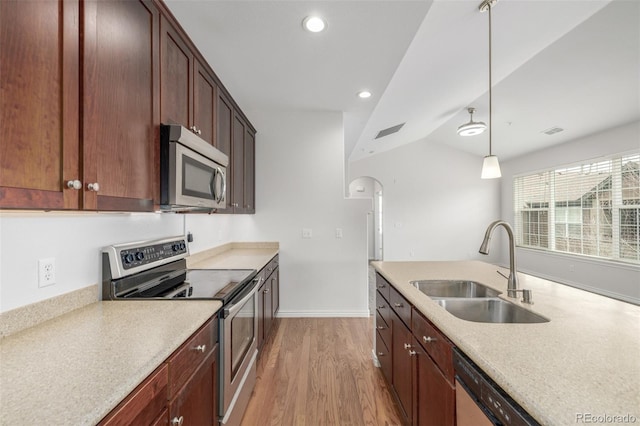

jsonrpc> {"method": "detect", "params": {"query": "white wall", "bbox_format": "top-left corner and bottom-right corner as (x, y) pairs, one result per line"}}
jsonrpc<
(237, 108), (371, 317)
(350, 138), (501, 262)
(0, 211), (243, 313)
(500, 121), (640, 303)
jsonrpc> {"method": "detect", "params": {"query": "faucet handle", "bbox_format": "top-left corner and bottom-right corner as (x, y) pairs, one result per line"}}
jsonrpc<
(512, 289), (533, 304)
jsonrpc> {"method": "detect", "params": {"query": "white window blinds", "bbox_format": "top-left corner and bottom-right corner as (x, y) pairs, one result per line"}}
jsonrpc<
(514, 153), (640, 264)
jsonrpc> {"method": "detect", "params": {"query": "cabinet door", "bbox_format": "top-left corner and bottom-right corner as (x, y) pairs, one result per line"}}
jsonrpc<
(83, 0), (158, 211)
(243, 128), (256, 213)
(257, 280), (266, 351)
(271, 268), (280, 318)
(263, 276), (274, 341)
(231, 114), (245, 212)
(414, 338), (455, 426)
(392, 311), (413, 424)
(215, 90), (233, 213)
(193, 60), (216, 145)
(169, 344), (218, 426)
(0, 0), (80, 209)
(160, 15), (191, 128)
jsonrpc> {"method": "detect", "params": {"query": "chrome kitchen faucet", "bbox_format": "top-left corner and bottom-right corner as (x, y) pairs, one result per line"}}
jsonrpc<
(479, 220), (533, 304)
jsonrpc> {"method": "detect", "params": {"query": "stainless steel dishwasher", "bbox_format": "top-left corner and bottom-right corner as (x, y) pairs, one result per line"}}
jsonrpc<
(453, 349), (540, 426)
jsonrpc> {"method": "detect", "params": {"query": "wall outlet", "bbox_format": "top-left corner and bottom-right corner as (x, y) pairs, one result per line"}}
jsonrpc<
(302, 228), (313, 239)
(38, 258), (56, 287)
(335, 228), (343, 239)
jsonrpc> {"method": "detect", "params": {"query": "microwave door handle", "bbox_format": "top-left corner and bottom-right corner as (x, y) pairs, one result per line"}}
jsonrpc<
(210, 170), (217, 200)
(223, 276), (262, 318)
(216, 167), (226, 203)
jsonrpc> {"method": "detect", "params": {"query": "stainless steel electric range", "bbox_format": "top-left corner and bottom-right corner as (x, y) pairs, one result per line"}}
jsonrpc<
(102, 236), (261, 426)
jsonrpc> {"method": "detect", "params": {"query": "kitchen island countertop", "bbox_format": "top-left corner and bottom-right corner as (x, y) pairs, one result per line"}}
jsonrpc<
(372, 260), (640, 425)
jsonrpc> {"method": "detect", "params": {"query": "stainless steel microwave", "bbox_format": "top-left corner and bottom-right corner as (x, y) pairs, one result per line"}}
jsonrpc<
(160, 124), (228, 211)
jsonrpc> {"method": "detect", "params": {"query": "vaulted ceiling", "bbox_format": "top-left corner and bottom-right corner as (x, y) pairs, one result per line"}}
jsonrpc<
(166, 0), (639, 164)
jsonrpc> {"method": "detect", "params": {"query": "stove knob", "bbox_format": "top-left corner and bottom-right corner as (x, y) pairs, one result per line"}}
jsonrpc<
(123, 253), (134, 264)
(135, 252), (145, 261)
(172, 244), (180, 252)
(179, 242), (186, 250)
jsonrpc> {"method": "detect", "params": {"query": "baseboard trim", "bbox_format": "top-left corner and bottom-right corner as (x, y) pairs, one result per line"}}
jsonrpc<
(277, 310), (370, 318)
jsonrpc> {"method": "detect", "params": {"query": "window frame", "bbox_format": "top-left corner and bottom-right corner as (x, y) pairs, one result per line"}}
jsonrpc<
(513, 151), (640, 265)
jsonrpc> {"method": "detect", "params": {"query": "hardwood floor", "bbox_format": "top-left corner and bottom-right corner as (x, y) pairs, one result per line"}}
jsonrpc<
(240, 318), (403, 426)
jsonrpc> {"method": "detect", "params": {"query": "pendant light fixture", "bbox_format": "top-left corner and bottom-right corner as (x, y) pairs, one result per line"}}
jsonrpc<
(479, 0), (501, 179)
(457, 107), (486, 136)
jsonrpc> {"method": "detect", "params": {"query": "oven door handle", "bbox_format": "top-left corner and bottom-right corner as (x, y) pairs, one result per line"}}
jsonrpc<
(223, 276), (262, 318)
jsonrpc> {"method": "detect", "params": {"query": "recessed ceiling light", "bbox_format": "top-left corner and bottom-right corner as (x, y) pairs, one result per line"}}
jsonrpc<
(357, 91), (372, 99)
(303, 16), (326, 33)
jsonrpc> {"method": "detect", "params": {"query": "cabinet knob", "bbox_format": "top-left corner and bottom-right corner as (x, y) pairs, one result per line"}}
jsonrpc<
(376, 325), (385, 330)
(377, 305), (385, 310)
(66, 180), (82, 190)
(171, 416), (184, 426)
(423, 336), (436, 343)
(189, 125), (201, 135)
(404, 343), (411, 350)
(394, 303), (403, 308)
(193, 344), (206, 353)
(264, 288), (270, 294)
(377, 285), (386, 289)
(377, 352), (385, 357)
(409, 350), (417, 356)
(87, 182), (100, 192)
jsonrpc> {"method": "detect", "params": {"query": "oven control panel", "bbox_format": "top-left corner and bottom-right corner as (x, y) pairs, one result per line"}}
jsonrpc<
(120, 239), (187, 270)
(103, 236), (190, 280)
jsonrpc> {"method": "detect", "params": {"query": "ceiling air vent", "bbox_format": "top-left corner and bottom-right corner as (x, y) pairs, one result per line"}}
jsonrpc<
(541, 126), (564, 136)
(375, 123), (405, 139)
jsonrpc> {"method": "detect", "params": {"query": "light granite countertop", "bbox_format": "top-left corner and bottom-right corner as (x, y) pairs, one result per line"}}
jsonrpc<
(372, 260), (640, 426)
(0, 300), (221, 425)
(0, 242), (279, 425)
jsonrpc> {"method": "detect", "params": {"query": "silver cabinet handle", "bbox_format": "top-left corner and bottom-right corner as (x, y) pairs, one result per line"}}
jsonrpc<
(423, 336), (436, 343)
(66, 180), (82, 190)
(376, 325), (385, 330)
(409, 350), (417, 356)
(377, 352), (386, 357)
(377, 305), (385, 310)
(394, 303), (403, 308)
(377, 285), (386, 289)
(264, 288), (270, 294)
(404, 343), (411, 349)
(171, 416), (184, 426)
(87, 182), (100, 192)
(189, 125), (201, 135)
(193, 344), (206, 353)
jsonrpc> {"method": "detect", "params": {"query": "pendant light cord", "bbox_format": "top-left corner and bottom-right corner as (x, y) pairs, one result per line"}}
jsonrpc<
(488, 3), (493, 156)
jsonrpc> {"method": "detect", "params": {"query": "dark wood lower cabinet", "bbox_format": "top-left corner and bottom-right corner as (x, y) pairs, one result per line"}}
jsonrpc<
(169, 344), (218, 426)
(258, 258), (279, 353)
(391, 310), (413, 424)
(414, 337), (455, 426)
(375, 273), (456, 426)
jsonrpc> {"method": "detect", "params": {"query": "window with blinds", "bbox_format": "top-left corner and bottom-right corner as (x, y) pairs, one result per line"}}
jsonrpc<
(514, 152), (640, 264)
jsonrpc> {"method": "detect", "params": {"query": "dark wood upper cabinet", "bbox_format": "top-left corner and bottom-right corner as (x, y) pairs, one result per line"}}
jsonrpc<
(193, 60), (216, 145)
(244, 128), (256, 213)
(0, 0), (80, 209)
(160, 14), (191, 129)
(83, 0), (159, 211)
(1, 0), (256, 213)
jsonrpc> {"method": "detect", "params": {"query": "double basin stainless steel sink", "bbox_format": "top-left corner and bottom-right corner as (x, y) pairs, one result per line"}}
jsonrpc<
(411, 280), (549, 324)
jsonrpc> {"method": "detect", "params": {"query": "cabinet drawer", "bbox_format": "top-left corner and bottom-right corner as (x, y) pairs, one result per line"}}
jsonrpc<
(375, 273), (391, 302)
(412, 308), (454, 382)
(99, 364), (168, 426)
(375, 330), (392, 384)
(167, 317), (216, 398)
(376, 290), (391, 329)
(375, 310), (391, 349)
(389, 285), (412, 328)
